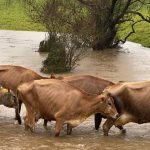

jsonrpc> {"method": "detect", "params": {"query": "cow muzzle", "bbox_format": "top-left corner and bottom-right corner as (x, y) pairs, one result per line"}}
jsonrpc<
(111, 113), (119, 119)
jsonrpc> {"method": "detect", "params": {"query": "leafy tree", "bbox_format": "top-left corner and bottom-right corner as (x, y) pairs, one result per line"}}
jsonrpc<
(23, 0), (150, 49)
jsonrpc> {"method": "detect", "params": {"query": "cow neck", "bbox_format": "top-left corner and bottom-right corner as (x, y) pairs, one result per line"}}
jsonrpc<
(105, 88), (124, 114)
(111, 95), (123, 114)
(83, 95), (103, 116)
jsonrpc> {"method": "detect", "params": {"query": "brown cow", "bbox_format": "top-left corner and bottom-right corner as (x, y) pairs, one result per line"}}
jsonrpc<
(0, 87), (17, 108)
(44, 75), (116, 131)
(0, 65), (48, 124)
(101, 81), (150, 136)
(17, 79), (118, 136)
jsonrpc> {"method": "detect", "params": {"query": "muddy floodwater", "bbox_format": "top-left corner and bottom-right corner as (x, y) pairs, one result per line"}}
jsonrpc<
(0, 30), (150, 150)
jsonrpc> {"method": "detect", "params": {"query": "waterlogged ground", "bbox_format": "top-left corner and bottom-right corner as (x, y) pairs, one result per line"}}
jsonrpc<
(0, 30), (150, 150)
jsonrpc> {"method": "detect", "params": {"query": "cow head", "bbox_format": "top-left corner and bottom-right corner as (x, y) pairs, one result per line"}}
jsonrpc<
(0, 88), (18, 108)
(98, 91), (118, 119)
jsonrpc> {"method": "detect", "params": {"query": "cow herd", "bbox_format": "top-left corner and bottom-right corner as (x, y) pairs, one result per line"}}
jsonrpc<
(0, 65), (150, 137)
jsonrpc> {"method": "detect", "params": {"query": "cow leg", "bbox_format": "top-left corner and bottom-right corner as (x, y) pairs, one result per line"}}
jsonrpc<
(35, 112), (41, 122)
(95, 113), (103, 130)
(15, 99), (22, 124)
(24, 107), (36, 132)
(15, 107), (22, 124)
(67, 124), (72, 135)
(18, 99), (22, 113)
(116, 125), (126, 134)
(43, 119), (49, 129)
(103, 118), (115, 136)
(24, 116), (35, 132)
(24, 116), (30, 131)
(55, 119), (63, 137)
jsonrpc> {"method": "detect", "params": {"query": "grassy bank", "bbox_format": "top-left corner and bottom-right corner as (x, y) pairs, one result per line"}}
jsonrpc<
(0, 1), (149, 47)
(118, 8), (150, 48)
(0, 1), (46, 31)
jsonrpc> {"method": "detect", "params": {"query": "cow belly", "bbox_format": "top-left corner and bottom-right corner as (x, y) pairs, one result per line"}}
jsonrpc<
(137, 117), (150, 124)
(65, 117), (87, 127)
(115, 113), (136, 126)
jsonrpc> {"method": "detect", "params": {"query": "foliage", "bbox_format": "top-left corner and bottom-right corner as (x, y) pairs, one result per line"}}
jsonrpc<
(22, 0), (150, 50)
(0, 0), (45, 31)
(39, 33), (58, 52)
(0, 1), (149, 47)
(2, 0), (150, 49)
(41, 35), (68, 73)
(118, 7), (150, 47)
(41, 33), (86, 73)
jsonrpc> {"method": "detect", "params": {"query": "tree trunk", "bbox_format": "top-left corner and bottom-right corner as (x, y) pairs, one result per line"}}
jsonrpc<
(92, 26), (116, 50)
(92, 10), (117, 50)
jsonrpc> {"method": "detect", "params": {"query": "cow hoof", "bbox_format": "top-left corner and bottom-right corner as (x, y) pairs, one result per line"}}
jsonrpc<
(15, 116), (22, 125)
(95, 129), (99, 132)
(95, 127), (100, 131)
(55, 133), (60, 137)
(14, 120), (18, 125)
(103, 132), (108, 136)
(25, 125), (30, 131)
(30, 127), (35, 133)
(43, 125), (48, 130)
(18, 118), (22, 125)
(121, 129), (126, 134)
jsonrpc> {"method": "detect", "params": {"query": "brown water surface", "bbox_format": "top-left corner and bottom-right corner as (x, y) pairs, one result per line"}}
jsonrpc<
(0, 30), (150, 150)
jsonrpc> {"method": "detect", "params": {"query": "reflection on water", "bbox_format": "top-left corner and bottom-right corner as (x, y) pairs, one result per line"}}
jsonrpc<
(0, 30), (150, 150)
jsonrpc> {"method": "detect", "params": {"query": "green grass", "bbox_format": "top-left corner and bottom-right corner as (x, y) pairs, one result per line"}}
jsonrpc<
(118, 21), (150, 47)
(0, 0), (149, 47)
(118, 8), (150, 47)
(0, 0), (46, 31)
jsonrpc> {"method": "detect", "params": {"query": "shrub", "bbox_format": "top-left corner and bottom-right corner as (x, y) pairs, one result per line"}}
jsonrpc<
(40, 33), (86, 73)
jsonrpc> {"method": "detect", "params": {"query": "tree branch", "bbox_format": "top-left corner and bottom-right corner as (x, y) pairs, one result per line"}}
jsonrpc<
(113, 0), (132, 24)
(106, 0), (118, 24)
(129, 0), (150, 5)
(127, 10), (150, 22)
(113, 20), (143, 46)
(110, 0), (118, 14)
(117, 19), (134, 24)
(77, 0), (95, 8)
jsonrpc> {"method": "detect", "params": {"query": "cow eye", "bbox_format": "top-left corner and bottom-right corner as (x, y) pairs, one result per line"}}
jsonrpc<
(108, 102), (111, 106)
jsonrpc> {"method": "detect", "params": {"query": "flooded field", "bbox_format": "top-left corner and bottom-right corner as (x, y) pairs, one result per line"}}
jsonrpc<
(0, 30), (150, 150)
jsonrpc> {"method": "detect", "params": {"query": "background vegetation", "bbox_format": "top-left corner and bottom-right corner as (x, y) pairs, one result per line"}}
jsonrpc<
(0, 0), (149, 47)
(118, 7), (150, 47)
(0, 0), (45, 31)
(0, 0), (150, 73)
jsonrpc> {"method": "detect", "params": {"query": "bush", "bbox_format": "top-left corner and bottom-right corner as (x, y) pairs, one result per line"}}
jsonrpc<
(41, 44), (70, 73)
(39, 33), (57, 52)
(40, 33), (86, 73)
